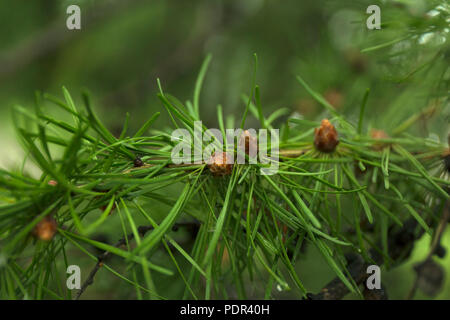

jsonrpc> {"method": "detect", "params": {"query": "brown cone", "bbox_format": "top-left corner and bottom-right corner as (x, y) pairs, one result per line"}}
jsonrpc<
(32, 216), (57, 241)
(314, 119), (339, 153)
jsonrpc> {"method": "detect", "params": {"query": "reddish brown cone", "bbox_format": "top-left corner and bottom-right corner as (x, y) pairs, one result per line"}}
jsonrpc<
(239, 130), (258, 155)
(208, 151), (233, 176)
(314, 119), (339, 153)
(32, 216), (57, 241)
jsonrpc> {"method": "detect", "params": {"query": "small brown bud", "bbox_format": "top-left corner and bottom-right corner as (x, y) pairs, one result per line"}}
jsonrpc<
(239, 130), (258, 156)
(48, 180), (58, 186)
(314, 119), (339, 153)
(32, 216), (57, 241)
(208, 151), (233, 176)
(370, 129), (390, 151)
(133, 157), (144, 167)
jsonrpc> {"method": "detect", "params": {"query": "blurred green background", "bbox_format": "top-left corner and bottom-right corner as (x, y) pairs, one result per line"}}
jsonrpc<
(0, 0), (448, 299)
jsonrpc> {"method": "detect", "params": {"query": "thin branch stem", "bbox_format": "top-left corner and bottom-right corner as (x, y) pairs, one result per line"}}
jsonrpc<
(75, 222), (199, 300)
